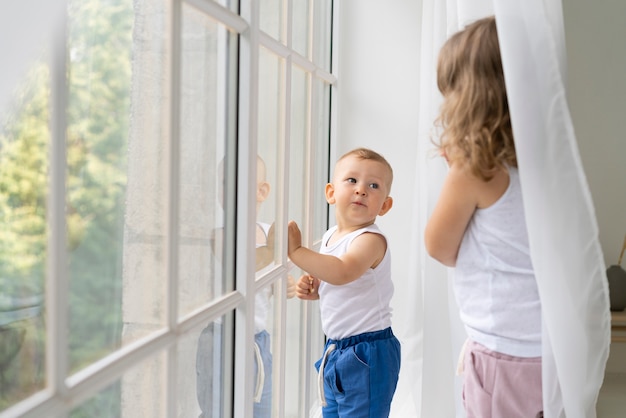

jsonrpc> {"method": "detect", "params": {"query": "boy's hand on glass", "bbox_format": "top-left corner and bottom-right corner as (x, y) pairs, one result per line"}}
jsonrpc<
(295, 274), (320, 300)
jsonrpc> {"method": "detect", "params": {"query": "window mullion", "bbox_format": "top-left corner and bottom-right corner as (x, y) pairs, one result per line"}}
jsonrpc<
(47, 1), (70, 409)
(272, 1), (293, 415)
(166, 0), (183, 416)
(235, 1), (260, 417)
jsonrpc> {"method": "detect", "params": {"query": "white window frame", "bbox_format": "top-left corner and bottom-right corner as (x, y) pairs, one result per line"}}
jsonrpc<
(0, 1), (336, 417)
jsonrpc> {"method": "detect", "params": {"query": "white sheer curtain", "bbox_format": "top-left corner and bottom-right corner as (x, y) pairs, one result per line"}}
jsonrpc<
(494, 1), (611, 416)
(392, 0), (610, 417)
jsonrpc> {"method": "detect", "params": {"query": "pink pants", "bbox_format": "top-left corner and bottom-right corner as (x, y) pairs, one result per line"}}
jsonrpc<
(463, 340), (543, 418)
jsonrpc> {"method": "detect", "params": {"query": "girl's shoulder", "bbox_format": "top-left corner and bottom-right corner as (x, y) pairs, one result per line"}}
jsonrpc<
(446, 163), (511, 209)
(475, 167), (512, 209)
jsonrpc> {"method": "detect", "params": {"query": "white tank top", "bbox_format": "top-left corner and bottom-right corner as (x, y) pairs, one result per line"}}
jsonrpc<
(318, 224), (394, 340)
(455, 167), (541, 357)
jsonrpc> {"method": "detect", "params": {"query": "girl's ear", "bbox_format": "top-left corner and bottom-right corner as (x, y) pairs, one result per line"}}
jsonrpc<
(378, 196), (393, 216)
(325, 183), (335, 204)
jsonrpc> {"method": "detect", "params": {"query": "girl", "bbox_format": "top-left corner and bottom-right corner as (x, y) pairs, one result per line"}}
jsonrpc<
(424, 16), (543, 418)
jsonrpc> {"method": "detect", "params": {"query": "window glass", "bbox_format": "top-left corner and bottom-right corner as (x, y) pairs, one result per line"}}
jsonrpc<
(313, 0), (333, 71)
(65, 0), (135, 373)
(186, 314), (234, 417)
(255, 45), (284, 418)
(70, 377), (124, 418)
(0, 0), (332, 415)
(116, 350), (167, 418)
(260, 0), (283, 42)
(283, 64), (308, 416)
(292, 0), (310, 58)
(178, 3), (238, 318)
(215, 0), (239, 13)
(0, 62), (49, 410)
(257, 46), (283, 270)
(312, 79), (330, 239)
(120, 0), (170, 356)
(288, 66), (308, 230)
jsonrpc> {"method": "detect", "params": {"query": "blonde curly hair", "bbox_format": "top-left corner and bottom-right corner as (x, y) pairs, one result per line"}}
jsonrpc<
(434, 15), (516, 181)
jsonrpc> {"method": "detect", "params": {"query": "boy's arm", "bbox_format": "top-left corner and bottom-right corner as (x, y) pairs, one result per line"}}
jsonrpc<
(287, 221), (386, 285)
(424, 163), (480, 267)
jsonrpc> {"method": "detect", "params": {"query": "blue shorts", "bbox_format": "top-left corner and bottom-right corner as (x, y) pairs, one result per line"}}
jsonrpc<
(315, 327), (401, 418)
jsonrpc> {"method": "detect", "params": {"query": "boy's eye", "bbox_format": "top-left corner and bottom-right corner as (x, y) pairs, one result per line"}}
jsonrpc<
(369, 183), (379, 189)
(347, 178), (356, 184)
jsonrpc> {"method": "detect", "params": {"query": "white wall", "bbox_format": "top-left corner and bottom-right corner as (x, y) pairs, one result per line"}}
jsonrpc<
(563, 0), (626, 268)
(563, 0), (626, 374)
(332, 7), (425, 399)
(333, 0), (421, 298)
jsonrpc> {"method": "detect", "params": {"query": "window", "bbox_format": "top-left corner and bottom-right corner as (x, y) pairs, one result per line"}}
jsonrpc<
(0, 0), (334, 417)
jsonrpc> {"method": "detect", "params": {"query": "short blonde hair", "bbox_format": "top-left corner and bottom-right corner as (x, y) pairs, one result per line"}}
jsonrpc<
(337, 148), (394, 191)
(435, 16), (516, 181)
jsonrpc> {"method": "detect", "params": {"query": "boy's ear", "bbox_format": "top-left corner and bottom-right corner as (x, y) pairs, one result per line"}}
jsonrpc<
(325, 183), (335, 204)
(257, 181), (270, 203)
(378, 196), (393, 216)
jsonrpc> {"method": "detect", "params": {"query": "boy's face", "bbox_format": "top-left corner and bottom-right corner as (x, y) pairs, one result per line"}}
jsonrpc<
(326, 155), (393, 226)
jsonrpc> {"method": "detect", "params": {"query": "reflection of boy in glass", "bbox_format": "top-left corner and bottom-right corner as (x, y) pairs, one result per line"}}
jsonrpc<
(195, 156), (295, 418)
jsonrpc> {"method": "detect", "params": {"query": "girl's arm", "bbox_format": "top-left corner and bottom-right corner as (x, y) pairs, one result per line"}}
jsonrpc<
(424, 163), (481, 266)
(287, 221), (386, 285)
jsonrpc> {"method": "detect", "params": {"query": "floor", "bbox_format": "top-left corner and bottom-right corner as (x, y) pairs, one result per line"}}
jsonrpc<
(597, 373), (626, 417)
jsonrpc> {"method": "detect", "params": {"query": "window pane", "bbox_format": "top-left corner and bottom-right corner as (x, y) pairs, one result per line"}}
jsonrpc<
(71, 379), (122, 418)
(122, 0), (171, 350)
(292, 0), (310, 58)
(285, 65), (306, 418)
(313, 0), (333, 71)
(255, 46), (285, 418)
(114, 350), (167, 418)
(0, 62), (49, 408)
(178, 3), (238, 318)
(288, 66), (308, 228)
(215, 0), (239, 13)
(260, 0), (283, 42)
(65, 0), (134, 373)
(258, 47), (283, 271)
(312, 79), (330, 240)
(187, 314), (234, 417)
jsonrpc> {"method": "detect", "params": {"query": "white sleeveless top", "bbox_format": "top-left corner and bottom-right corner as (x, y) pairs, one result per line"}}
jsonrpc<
(455, 167), (541, 357)
(318, 224), (394, 340)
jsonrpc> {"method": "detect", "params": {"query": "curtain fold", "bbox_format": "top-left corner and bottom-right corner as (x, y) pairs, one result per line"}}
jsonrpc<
(493, 1), (611, 416)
